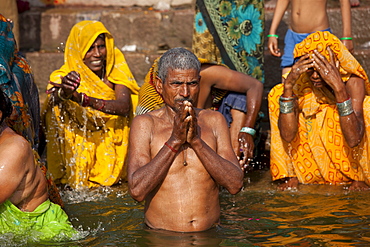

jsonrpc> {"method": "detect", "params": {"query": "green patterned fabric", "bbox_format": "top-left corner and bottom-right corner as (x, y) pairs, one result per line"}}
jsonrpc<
(193, 0), (265, 82)
(0, 200), (77, 241)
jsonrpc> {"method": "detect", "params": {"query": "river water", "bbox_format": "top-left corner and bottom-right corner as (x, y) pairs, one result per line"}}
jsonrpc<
(3, 167), (370, 246)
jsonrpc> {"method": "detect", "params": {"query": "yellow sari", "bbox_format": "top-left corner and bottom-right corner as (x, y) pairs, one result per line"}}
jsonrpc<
(268, 31), (370, 185)
(43, 21), (140, 189)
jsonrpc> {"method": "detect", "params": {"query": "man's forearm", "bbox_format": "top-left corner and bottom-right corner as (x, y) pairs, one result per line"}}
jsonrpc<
(190, 138), (243, 194)
(243, 83), (263, 128)
(129, 143), (179, 202)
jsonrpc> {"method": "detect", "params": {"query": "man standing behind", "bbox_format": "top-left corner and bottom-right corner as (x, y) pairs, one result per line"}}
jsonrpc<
(127, 48), (243, 232)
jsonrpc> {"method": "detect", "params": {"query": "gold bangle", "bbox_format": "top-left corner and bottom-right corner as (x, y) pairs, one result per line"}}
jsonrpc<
(57, 88), (71, 101)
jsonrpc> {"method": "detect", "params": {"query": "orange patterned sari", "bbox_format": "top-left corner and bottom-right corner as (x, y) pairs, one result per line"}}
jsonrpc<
(268, 31), (370, 185)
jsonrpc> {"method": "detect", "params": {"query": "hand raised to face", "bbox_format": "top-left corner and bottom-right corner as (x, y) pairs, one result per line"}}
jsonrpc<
(170, 100), (194, 145)
(311, 47), (343, 90)
(184, 101), (198, 144)
(285, 54), (314, 87)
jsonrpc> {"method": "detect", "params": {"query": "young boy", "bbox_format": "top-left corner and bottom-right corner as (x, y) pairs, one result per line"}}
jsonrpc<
(267, 0), (353, 78)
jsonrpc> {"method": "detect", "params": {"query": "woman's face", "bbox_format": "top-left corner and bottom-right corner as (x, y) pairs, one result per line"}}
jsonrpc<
(306, 67), (326, 88)
(83, 36), (106, 73)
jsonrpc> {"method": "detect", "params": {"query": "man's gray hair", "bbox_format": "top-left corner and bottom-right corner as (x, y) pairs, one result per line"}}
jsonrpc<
(157, 47), (201, 83)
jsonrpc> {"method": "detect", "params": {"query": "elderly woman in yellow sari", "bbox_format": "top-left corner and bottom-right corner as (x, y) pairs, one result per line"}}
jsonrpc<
(268, 31), (370, 191)
(43, 21), (140, 189)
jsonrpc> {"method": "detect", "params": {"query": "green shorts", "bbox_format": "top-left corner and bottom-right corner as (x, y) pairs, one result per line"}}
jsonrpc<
(0, 199), (77, 241)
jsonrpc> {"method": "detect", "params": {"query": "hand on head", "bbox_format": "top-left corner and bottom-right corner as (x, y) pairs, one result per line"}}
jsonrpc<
(310, 47), (343, 89)
(286, 46), (342, 89)
(285, 54), (314, 86)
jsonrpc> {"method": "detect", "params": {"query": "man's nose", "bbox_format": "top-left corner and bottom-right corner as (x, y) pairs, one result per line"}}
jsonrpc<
(179, 84), (190, 97)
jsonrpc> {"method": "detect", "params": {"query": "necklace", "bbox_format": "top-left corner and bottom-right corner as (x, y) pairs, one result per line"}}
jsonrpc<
(183, 145), (188, 166)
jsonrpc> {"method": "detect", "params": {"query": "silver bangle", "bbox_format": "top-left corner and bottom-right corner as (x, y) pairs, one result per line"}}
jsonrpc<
(337, 98), (354, 116)
(240, 127), (256, 136)
(279, 95), (296, 101)
(280, 100), (295, 114)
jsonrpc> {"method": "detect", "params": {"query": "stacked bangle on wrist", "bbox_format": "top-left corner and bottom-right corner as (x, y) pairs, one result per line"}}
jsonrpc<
(279, 95), (296, 114)
(240, 127), (256, 137)
(280, 101), (294, 114)
(267, 34), (279, 38)
(340, 37), (353, 40)
(279, 95), (296, 101)
(337, 98), (354, 116)
(57, 88), (72, 101)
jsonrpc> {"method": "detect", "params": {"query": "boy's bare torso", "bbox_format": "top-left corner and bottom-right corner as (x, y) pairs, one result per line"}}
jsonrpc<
(290, 0), (329, 33)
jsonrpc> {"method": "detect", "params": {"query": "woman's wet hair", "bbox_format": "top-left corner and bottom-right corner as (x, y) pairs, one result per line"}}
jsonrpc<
(0, 89), (12, 124)
(97, 33), (105, 40)
(157, 47), (201, 83)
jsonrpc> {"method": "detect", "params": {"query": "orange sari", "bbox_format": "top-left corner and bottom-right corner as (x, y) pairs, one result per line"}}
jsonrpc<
(268, 31), (370, 185)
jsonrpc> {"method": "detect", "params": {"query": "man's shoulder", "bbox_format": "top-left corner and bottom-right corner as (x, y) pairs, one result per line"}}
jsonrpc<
(133, 109), (165, 126)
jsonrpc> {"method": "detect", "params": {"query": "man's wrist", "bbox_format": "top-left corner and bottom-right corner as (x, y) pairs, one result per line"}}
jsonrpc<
(188, 137), (202, 149)
(166, 138), (183, 151)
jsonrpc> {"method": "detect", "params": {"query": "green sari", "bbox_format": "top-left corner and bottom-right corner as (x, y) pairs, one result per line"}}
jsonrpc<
(193, 0), (265, 82)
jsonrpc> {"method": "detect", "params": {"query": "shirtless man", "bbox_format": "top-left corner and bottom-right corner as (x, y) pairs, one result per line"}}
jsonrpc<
(137, 61), (263, 169)
(268, 0), (353, 77)
(0, 91), (76, 239)
(127, 47), (244, 232)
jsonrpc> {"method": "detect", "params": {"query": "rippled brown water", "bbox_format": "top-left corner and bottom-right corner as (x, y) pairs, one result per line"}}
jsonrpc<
(3, 169), (370, 246)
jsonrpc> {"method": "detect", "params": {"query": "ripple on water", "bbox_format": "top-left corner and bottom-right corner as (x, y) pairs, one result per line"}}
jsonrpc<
(4, 170), (370, 246)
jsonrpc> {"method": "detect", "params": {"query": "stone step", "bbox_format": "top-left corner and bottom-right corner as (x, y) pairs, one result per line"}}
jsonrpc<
(20, 5), (370, 52)
(20, 4), (370, 106)
(19, 7), (194, 53)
